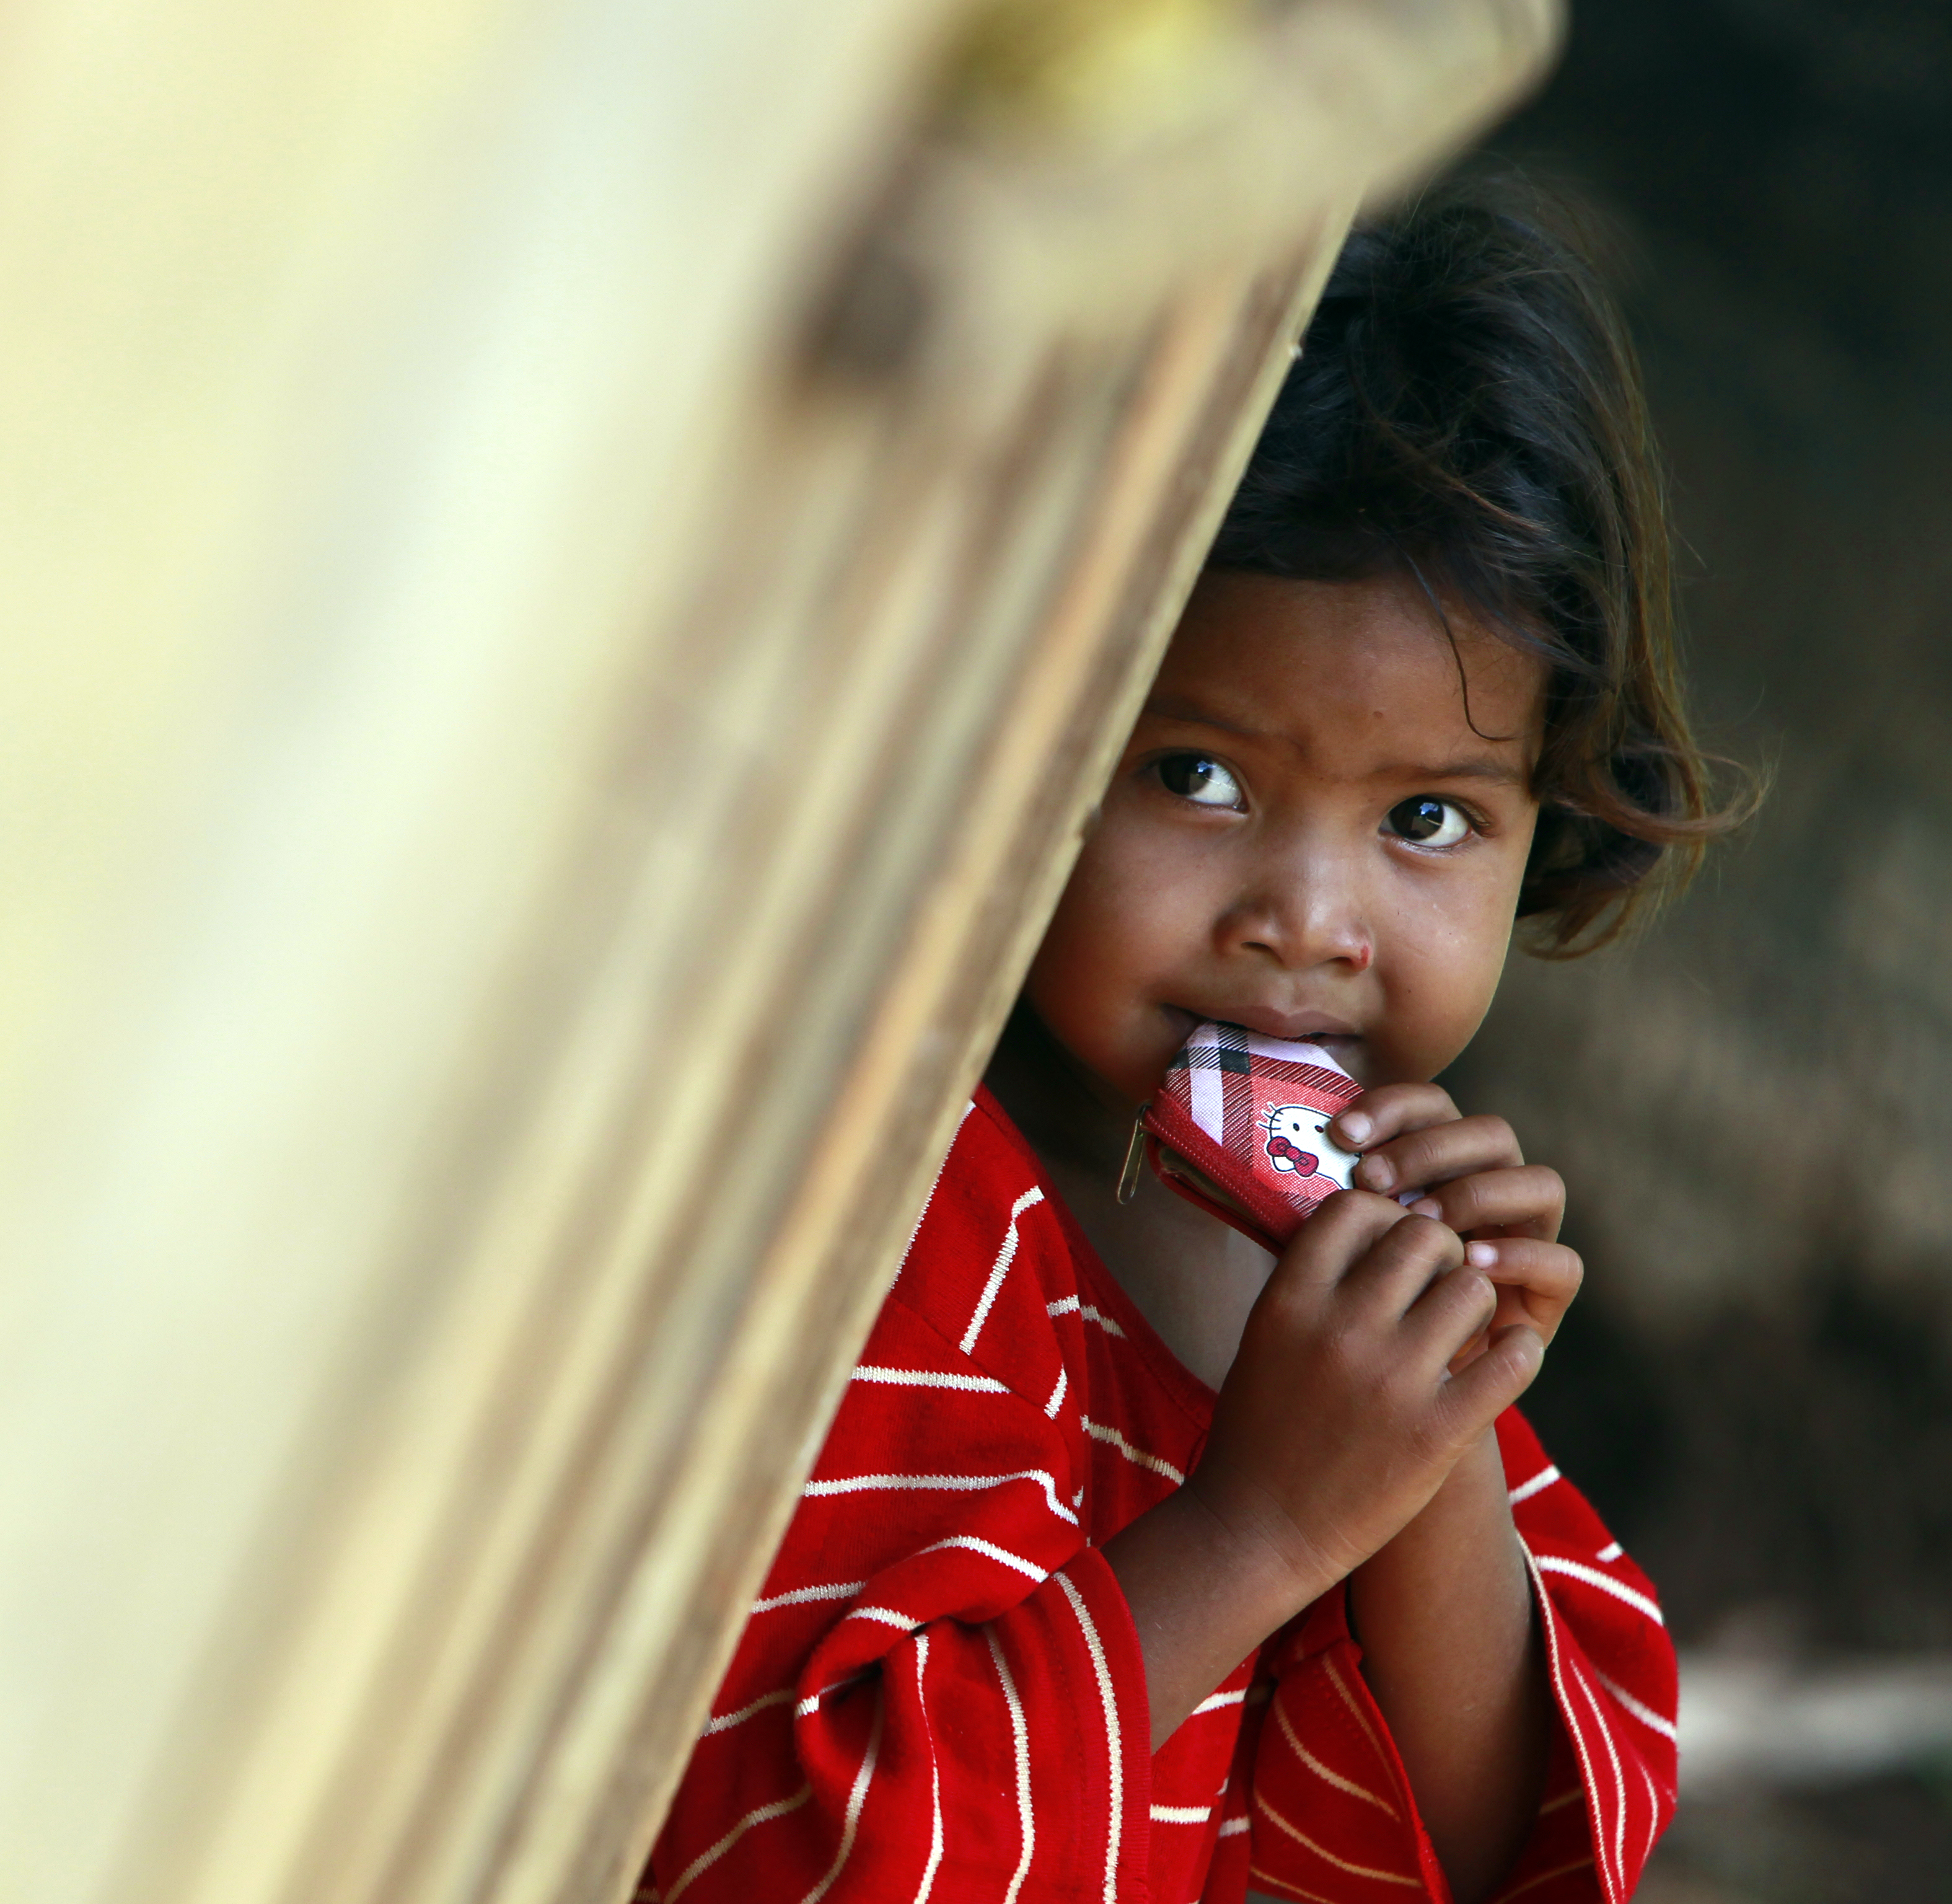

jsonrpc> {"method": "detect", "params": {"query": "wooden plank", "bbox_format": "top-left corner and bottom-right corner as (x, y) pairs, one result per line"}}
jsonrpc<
(0, 2), (1560, 1901)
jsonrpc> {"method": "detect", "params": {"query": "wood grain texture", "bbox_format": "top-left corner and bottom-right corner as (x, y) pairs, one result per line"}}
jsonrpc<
(0, 2), (1559, 1901)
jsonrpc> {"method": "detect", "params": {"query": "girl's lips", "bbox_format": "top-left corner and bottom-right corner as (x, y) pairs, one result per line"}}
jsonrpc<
(1202, 1005), (1361, 1046)
(1159, 1004), (1201, 1042)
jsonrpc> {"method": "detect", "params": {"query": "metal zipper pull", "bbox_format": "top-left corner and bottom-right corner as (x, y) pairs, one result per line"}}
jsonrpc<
(1117, 1104), (1149, 1205)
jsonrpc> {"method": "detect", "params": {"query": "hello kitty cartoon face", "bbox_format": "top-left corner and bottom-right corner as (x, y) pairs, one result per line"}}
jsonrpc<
(1262, 1103), (1358, 1189)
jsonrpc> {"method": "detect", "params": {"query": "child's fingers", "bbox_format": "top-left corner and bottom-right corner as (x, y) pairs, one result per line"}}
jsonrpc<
(1337, 1209), (1466, 1320)
(1350, 1114), (1524, 1197)
(1440, 1242), (1583, 1368)
(1438, 1323), (1547, 1437)
(1399, 1258), (1499, 1365)
(1327, 1083), (1459, 1155)
(1465, 1237), (1583, 1303)
(1402, 1161), (1565, 1241)
(1270, 1188), (1420, 1295)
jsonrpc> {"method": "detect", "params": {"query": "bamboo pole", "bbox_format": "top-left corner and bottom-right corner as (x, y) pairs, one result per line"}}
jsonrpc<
(0, 2), (1560, 1900)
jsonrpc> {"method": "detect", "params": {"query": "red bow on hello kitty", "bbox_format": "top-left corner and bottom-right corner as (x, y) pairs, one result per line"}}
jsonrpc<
(1265, 1134), (1319, 1175)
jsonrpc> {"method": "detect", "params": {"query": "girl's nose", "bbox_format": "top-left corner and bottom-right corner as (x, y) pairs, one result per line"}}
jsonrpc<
(1220, 853), (1374, 973)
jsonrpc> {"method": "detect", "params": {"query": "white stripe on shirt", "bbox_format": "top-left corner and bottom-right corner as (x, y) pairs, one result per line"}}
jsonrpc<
(985, 1627), (1037, 1904)
(1534, 1555), (1665, 1624)
(1275, 1696), (1398, 1817)
(962, 1188), (1045, 1354)
(1044, 1365), (1068, 1419)
(805, 1468), (1079, 1527)
(912, 1635), (944, 1904)
(1595, 1668), (1678, 1742)
(750, 1580), (865, 1615)
(700, 1686), (796, 1736)
(1045, 1296), (1127, 1338)
(801, 1693), (884, 1904)
(853, 1365), (1011, 1393)
(1254, 1792), (1420, 1885)
(845, 1605), (920, 1634)
(918, 1533), (1050, 1582)
(1081, 1417), (1185, 1484)
(1527, 1549), (1617, 1902)
(1189, 1688), (1246, 1716)
(1056, 1571), (1123, 1903)
(665, 1786), (812, 1902)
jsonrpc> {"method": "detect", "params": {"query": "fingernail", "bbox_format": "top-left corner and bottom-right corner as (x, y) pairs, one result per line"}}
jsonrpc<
(1409, 1197), (1443, 1220)
(1337, 1112), (1373, 1146)
(1356, 1154), (1394, 1191)
(1466, 1241), (1498, 1268)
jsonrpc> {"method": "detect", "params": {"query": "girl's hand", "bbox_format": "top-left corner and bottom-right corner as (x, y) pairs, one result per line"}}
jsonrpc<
(1187, 1189), (1542, 1598)
(1329, 1085), (1582, 1354)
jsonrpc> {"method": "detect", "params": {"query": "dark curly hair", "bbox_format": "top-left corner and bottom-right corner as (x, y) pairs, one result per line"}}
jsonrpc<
(1210, 177), (1754, 953)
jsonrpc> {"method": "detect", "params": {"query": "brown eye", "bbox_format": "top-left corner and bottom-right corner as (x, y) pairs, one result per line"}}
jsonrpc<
(1384, 796), (1470, 847)
(1156, 754), (1244, 809)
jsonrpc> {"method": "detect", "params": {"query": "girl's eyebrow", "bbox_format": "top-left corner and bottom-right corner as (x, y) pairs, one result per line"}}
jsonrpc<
(1143, 697), (1532, 787)
(1371, 757), (1530, 788)
(1141, 694), (1264, 738)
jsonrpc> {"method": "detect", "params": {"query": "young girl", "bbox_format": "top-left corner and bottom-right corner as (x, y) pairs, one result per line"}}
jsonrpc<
(649, 182), (1728, 1904)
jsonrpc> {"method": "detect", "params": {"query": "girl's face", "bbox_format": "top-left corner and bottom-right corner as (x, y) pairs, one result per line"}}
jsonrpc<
(1026, 568), (1546, 1100)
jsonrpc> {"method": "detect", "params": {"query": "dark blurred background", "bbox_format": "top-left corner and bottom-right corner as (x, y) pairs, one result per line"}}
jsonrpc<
(1451, 2), (1952, 1896)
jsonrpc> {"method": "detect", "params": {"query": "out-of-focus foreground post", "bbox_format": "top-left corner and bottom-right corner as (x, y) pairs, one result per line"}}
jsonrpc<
(0, 4), (1556, 1901)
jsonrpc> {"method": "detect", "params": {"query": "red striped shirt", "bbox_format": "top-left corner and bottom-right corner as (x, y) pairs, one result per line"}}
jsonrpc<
(648, 1090), (1677, 1904)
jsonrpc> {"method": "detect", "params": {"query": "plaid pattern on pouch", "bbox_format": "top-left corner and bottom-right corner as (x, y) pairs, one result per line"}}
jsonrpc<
(1141, 1020), (1363, 1251)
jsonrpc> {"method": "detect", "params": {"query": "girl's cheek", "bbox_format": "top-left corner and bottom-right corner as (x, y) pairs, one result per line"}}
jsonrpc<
(1373, 912), (1513, 1077)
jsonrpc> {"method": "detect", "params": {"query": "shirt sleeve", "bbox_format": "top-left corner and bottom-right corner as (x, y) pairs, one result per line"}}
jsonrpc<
(646, 1117), (1154, 1904)
(1242, 1408), (1679, 1904)
(1492, 1408), (1679, 1904)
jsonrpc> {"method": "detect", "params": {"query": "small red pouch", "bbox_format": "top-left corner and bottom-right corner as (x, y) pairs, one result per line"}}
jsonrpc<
(1137, 1020), (1363, 1252)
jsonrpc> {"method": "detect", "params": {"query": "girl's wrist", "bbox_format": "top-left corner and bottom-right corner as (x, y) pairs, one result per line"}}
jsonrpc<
(1179, 1462), (1348, 1620)
(1349, 1428), (1523, 1601)
(1105, 1480), (1339, 1747)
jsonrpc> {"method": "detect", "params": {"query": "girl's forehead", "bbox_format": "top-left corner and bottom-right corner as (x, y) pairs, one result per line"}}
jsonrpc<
(1154, 569), (1546, 763)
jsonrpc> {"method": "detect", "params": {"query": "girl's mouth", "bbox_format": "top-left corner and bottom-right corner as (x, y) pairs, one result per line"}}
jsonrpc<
(1174, 1003), (1361, 1047)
